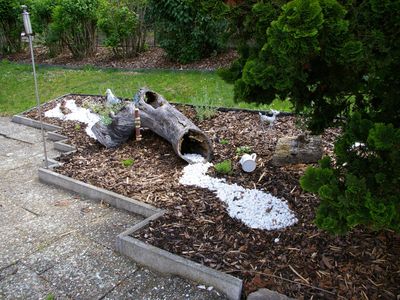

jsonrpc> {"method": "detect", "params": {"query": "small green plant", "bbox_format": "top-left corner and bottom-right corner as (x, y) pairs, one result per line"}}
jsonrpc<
(100, 115), (112, 125)
(220, 139), (229, 145)
(121, 158), (135, 167)
(45, 293), (55, 300)
(83, 100), (124, 125)
(236, 146), (252, 156)
(74, 123), (81, 130)
(195, 105), (217, 121)
(214, 159), (232, 175)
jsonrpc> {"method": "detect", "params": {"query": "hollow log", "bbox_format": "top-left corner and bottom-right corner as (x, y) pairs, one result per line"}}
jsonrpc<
(92, 88), (213, 162)
(136, 88), (213, 162)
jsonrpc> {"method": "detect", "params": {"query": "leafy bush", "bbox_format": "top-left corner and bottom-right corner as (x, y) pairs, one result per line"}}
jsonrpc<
(214, 159), (232, 175)
(30, 0), (60, 57)
(0, 0), (24, 54)
(98, 0), (148, 58)
(301, 114), (400, 234)
(50, 0), (101, 58)
(221, 0), (400, 233)
(148, 0), (228, 63)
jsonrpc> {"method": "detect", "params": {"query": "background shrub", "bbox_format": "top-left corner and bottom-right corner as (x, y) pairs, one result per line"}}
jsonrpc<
(50, 0), (101, 59)
(0, 0), (25, 54)
(148, 0), (229, 63)
(98, 0), (148, 58)
(30, 0), (60, 57)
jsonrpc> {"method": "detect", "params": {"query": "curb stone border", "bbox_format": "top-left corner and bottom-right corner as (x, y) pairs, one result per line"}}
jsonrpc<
(11, 93), (297, 300)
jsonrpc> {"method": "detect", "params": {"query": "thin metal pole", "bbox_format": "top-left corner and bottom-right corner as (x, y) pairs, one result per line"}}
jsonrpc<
(28, 35), (49, 168)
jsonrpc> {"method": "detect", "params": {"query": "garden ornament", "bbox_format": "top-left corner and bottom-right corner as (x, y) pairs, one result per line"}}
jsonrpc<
(105, 89), (121, 106)
(259, 109), (280, 130)
(240, 153), (257, 173)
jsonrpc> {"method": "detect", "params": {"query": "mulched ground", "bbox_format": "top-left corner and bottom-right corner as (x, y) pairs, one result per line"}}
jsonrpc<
(24, 94), (400, 300)
(5, 46), (238, 71)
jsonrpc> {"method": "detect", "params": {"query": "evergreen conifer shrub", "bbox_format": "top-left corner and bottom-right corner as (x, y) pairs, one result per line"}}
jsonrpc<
(221, 0), (400, 233)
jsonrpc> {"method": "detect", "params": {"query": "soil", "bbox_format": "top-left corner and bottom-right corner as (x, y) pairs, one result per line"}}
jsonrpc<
(5, 46), (239, 71)
(24, 94), (400, 300)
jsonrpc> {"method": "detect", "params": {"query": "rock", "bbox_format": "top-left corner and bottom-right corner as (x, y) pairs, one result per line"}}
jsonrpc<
(271, 134), (323, 166)
(247, 288), (294, 300)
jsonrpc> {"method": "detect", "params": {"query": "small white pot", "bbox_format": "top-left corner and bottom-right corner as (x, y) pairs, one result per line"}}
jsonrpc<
(240, 153), (257, 173)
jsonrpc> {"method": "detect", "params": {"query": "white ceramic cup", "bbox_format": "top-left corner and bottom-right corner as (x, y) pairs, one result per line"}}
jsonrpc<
(240, 153), (257, 172)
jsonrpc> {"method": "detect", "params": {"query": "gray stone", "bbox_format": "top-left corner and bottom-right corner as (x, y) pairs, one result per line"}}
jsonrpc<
(271, 134), (323, 166)
(247, 288), (294, 300)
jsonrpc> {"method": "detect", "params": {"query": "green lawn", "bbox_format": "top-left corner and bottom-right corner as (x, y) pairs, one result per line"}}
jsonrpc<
(0, 60), (292, 115)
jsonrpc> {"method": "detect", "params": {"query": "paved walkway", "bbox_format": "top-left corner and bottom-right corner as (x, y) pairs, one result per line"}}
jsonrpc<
(0, 117), (225, 300)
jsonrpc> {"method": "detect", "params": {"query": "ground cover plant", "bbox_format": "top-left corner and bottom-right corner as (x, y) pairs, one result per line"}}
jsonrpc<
(23, 94), (399, 299)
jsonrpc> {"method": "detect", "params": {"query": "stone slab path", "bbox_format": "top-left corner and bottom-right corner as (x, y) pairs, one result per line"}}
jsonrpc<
(0, 117), (226, 300)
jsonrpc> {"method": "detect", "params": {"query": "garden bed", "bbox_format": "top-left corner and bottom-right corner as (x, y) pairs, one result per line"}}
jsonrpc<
(24, 94), (399, 299)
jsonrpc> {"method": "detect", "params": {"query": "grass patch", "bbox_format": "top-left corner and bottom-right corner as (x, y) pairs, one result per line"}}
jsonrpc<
(0, 60), (292, 115)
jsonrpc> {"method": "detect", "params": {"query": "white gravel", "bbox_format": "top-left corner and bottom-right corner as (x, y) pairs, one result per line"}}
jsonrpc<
(44, 100), (100, 139)
(180, 154), (297, 230)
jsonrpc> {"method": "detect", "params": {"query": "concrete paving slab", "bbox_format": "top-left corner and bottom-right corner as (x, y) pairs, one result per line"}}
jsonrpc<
(0, 263), (60, 300)
(103, 268), (227, 300)
(80, 208), (143, 250)
(14, 199), (112, 246)
(0, 117), (41, 144)
(22, 232), (96, 275)
(0, 200), (37, 227)
(41, 240), (137, 299)
(0, 225), (36, 269)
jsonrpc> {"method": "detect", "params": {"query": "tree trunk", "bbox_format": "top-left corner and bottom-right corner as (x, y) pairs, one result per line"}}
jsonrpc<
(92, 88), (213, 163)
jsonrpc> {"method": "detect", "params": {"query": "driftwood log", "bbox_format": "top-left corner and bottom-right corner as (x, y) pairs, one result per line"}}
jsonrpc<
(92, 88), (213, 162)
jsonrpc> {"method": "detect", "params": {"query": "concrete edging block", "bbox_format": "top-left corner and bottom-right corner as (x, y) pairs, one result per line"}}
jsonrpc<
(11, 115), (62, 131)
(47, 132), (68, 141)
(53, 141), (76, 152)
(38, 168), (160, 218)
(116, 235), (243, 300)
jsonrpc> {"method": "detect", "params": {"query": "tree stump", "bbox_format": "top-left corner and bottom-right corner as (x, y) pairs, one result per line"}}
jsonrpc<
(271, 134), (323, 166)
(92, 88), (213, 163)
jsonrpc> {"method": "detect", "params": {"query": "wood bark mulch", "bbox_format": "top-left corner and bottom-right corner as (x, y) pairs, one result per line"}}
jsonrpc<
(24, 95), (400, 300)
(5, 46), (238, 71)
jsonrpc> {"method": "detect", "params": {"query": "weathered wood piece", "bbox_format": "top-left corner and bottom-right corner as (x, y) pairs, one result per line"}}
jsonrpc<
(271, 134), (323, 166)
(92, 103), (135, 148)
(92, 88), (213, 163)
(136, 88), (213, 162)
